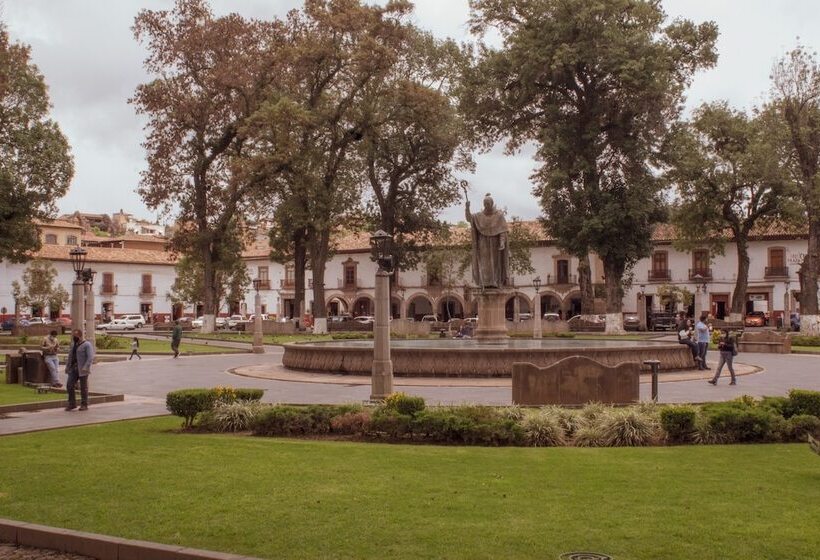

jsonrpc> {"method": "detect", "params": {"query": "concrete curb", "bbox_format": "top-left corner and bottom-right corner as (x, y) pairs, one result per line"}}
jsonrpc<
(0, 393), (124, 414)
(0, 518), (263, 560)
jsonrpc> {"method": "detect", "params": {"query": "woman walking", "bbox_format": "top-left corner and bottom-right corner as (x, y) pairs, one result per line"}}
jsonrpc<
(708, 329), (737, 385)
(129, 337), (142, 360)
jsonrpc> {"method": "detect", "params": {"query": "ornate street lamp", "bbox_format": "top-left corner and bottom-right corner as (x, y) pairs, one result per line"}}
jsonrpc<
(532, 276), (542, 339)
(784, 279), (791, 331)
(70, 247), (87, 280)
(369, 229), (394, 400)
(638, 284), (647, 331)
(252, 278), (264, 354)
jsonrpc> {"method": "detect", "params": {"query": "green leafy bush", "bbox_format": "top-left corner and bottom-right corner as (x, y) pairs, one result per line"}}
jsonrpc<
(96, 334), (126, 350)
(787, 414), (820, 442)
(758, 396), (794, 418)
(199, 400), (266, 432)
(791, 335), (820, 347)
(660, 406), (698, 443)
(580, 402), (608, 422)
(699, 404), (782, 443)
(369, 408), (413, 439)
(573, 422), (605, 447)
(330, 332), (373, 340)
(539, 406), (583, 437)
(234, 388), (264, 402)
(383, 392), (426, 416)
(788, 389), (820, 417)
(166, 389), (216, 429)
(522, 410), (566, 447)
(251, 406), (315, 436)
(411, 407), (524, 446)
(600, 408), (659, 447)
(330, 411), (372, 435)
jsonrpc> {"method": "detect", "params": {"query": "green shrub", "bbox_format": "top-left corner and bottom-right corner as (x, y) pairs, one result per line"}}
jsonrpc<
(660, 406), (698, 444)
(580, 402), (608, 422)
(791, 335), (820, 347)
(600, 408), (659, 447)
(251, 406), (315, 436)
(330, 411), (372, 435)
(539, 406), (583, 437)
(700, 404), (782, 443)
(788, 389), (820, 417)
(499, 405), (526, 422)
(758, 396), (794, 418)
(573, 421), (605, 447)
(166, 389), (216, 429)
(383, 392), (426, 416)
(369, 408), (413, 439)
(96, 334), (126, 350)
(330, 332), (373, 340)
(199, 400), (266, 432)
(788, 414), (820, 442)
(234, 388), (264, 402)
(411, 407), (524, 446)
(522, 410), (566, 447)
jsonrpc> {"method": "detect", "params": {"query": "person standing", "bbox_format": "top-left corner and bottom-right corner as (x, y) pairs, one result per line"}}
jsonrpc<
(709, 329), (737, 385)
(65, 329), (94, 411)
(695, 312), (710, 371)
(675, 311), (700, 366)
(129, 337), (141, 360)
(171, 320), (183, 358)
(41, 330), (62, 388)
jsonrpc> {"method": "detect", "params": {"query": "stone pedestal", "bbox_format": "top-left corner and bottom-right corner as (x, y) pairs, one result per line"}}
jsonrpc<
(474, 288), (509, 343)
(371, 269), (393, 400)
(84, 283), (96, 349)
(71, 279), (84, 332)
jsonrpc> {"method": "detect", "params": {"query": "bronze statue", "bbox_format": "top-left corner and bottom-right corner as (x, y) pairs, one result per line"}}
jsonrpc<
(465, 191), (509, 288)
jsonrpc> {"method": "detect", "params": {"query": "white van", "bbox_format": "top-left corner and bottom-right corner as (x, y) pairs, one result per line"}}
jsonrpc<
(119, 314), (146, 328)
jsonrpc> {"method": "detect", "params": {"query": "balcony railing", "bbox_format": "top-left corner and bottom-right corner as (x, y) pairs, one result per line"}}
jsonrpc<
(648, 269), (671, 282)
(256, 279), (271, 290)
(546, 273), (577, 286)
(139, 286), (156, 297)
(688, 268), (713, 281)
(764, 266), (789, 278)
(338, 277), (363, 290)
(99, 284), (118, 296)
(280, 278), (314, 289)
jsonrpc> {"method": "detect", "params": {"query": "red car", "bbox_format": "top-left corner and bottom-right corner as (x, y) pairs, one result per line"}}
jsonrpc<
(744, 311), (766, 327)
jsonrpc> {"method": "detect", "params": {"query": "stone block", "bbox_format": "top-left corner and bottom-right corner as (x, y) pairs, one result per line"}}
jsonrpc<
(118, 539), (187, 560)
(512, 356), (640, 405)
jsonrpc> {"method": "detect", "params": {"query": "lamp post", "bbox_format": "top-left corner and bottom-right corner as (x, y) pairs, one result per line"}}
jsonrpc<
(252, 278), (264, 354)
(69, 248), (87, 333)
(82, 268), (97, 348)
(638, 284), (647, 331)
(784, 280), (791, 331)
(532, 276), (542, 339)
(692, 274), (704, 317)
(369, 230), (394, 401)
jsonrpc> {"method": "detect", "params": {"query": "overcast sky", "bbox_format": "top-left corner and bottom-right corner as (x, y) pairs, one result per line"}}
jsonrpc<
(5, 0), (820, 224)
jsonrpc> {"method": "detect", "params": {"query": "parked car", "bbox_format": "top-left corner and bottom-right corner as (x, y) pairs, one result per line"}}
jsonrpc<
(744, 311), (766, 327)
(215, 317), (228, 329)
(227, 314), (248, 329)
(330, 314), (353, 323)
(650, 312), (676, 331)
(464, 317), (479, 325)
(354, 316), (375, 324)
(623, 313), (641, 331)
(1, 318), (18, 331)
(97, 319), (135, 331)
(191, 316), (204, 328)
(420, 314), (439, 323)
(247, 314), (269, 322)
(517, 313), (532, 322)
(27, 317), (51, 325)
(119, 314), (146, 328)
(543, 313), (561, 322)
(567, 314), (606, 331)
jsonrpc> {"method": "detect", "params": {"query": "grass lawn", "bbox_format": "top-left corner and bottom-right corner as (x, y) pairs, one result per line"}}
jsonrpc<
(185, 332), (367, 345)
(0, 382), (62, 405)
(793, 345), (820, 353)
(97, 337), (245, 355)
(0, 417), (818, 560)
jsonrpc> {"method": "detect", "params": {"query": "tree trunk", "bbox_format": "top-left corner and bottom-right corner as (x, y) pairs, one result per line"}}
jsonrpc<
(310, 228), (330, 334)
(799, 219), (820, 334)
(729, 234), (750, 322)
(201, 243), (216, 334)
(603, 259), (625, 334)
(577, 255), (594, 314)
(293, 235), (307, 328)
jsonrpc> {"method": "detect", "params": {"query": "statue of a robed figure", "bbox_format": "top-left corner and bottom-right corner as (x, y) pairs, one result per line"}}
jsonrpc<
(464, 189), (511, 341)
(465, 193), (510, 289)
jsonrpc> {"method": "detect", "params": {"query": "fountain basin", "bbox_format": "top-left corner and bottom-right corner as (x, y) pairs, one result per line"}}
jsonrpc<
(282, 339), (694, 378)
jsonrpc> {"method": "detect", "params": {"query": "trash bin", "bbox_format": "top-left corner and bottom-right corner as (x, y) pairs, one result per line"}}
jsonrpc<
(6, 351), (50, 384)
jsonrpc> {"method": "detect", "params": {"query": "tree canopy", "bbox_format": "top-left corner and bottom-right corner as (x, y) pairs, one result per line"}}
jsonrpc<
(11, 260), (70, 317)
(0, 24), (73, 262)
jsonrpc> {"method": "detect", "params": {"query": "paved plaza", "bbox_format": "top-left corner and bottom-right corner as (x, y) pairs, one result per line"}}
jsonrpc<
(2, 340), (819, 436)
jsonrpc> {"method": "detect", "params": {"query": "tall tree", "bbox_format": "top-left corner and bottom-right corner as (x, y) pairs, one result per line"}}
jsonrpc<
(11, 260), (70, 318)
(131, 0), (290, 332)
(461, 0), (717, 332)
(666, 102), (792, 321)
(770, 45), (820, 334)
(360, 29), (469, 276)
(0, 24), (73, 262)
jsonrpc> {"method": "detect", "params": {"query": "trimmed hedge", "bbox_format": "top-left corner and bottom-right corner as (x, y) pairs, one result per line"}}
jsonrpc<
(660, 406), (697, 444)
(167, 386), (265, 429)
(251, 404), (362, 437)
(383, 392), (426, 416)
(788, 389), (820, 418)
(699, 403), (784, 443)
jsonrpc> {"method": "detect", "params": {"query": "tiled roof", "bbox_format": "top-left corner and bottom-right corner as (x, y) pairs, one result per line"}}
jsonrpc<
(35, 219), (84, 231)
(33, 244), (177, 266)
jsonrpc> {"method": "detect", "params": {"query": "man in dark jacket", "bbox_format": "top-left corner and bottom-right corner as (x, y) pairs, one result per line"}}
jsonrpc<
(65, 329), (94, 411)
(171, 320), (183, 358)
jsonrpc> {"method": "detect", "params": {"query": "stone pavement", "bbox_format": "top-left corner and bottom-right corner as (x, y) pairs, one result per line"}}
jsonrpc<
(2, 344), (819, 435)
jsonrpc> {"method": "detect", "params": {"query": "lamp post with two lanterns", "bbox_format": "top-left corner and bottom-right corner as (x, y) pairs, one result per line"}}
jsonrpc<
(69, 247), (96, 345)
(369, 230), (394, 401)
(532, 276), (542, 339)
(252, 278), (265, 354)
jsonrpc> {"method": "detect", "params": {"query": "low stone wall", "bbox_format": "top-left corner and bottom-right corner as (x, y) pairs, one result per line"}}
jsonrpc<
(11, 324), (60, 337)
(738, 331), (792, 354)
(282, 342), (693, 377)
(512, 356), (640, 405)
(390, 319), (431, 337)
(507, 320), (570, 335)
(261, 321), (297, 335)
(328, 321), (373, 333)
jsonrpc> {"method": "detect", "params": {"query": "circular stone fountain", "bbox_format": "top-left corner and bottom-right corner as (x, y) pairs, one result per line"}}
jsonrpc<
(282, 338), (694, 378)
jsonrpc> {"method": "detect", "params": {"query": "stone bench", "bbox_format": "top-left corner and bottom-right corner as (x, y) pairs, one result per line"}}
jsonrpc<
(512, 356), (640, 406)
(737, 331), (791, 354)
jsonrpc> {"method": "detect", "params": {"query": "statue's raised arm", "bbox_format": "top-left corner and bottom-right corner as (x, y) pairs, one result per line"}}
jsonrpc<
(467, 193), (509, 289)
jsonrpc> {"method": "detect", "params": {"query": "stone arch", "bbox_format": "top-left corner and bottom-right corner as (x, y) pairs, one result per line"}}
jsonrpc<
(437, 293), (465, 320)
(352, 295), (374, 317)
(562, 290), (583, 319)
(505, 292), (531, 320)
(406, 293), (434, 321)
(536, 290), (563, 317)
(325, 294), (349, 317)
(390, 295), (403, 319)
